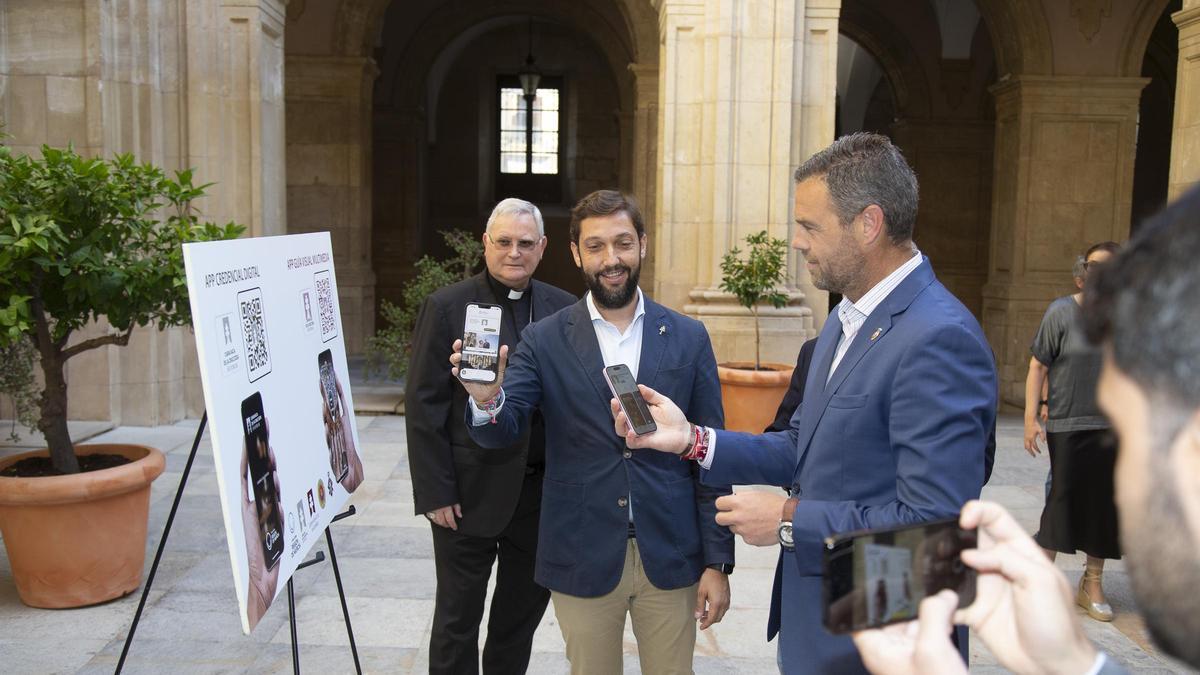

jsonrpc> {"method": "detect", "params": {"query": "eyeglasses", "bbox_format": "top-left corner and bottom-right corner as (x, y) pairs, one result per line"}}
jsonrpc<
(486, 232), (541, 253)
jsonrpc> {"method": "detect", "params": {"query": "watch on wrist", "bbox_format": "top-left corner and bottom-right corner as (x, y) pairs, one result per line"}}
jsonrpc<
(706, 563), (734, 575)
(777, 520), (794, 549)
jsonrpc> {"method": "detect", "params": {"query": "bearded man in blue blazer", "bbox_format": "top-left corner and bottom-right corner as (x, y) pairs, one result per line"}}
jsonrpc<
(615, 133), (997, 674)
(451, 190), (735, 674)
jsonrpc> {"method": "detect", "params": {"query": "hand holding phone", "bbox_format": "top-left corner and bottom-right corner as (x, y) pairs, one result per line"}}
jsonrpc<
(851, 501), (1100, 675)
(823, 517), (976, 634)
(604, 364), (657, 436)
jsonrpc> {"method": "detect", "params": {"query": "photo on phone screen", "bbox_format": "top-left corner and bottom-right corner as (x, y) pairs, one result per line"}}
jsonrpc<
(822, 517), (976, 634)
(318, 349), (349, 482)
(241, 392), (284, 569)
(603, 364), (657, 435)
(460, 303), (502, 383)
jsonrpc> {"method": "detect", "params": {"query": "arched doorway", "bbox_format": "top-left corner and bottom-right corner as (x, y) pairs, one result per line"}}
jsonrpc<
(1130, 0), (1182, 232)
(283, 0), (659, 353)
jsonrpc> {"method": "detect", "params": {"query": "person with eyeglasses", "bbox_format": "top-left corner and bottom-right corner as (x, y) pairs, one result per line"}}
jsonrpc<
(406, 197), (576, 674)
(1023, 240), (1122, 622)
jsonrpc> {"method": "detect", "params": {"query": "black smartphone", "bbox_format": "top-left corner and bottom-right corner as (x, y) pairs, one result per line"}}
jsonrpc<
(822, 517), (976, 634)
(460, 302), (502, 383)
(241, 392), (284, 570)
(318, 349), (349, 482)
(603, 364), (657, 436)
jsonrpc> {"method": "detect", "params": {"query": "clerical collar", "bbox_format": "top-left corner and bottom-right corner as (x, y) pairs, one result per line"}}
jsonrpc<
(485, 273), (529, 303)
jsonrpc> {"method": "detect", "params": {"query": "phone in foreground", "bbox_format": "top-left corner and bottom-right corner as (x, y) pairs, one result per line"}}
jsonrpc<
(318, 348), (349, 482)
(460, 302), (502, 383)
(822, 517), (976, 634)
(240, 392), (284, 570)
(603, 363), (657, 435)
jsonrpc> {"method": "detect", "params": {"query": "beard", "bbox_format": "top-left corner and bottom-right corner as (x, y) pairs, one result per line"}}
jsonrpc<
(807, 236), (863, 295)
(584, 261), (641, 310)
(1123, 433), (1200, 668)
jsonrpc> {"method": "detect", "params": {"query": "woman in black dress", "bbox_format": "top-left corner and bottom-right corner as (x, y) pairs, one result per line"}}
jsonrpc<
(1023, 242), (1122, 621)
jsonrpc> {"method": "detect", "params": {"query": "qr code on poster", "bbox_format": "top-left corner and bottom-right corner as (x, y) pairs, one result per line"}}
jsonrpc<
(237, 287), (272, 382)
(314, 269), (338, 343)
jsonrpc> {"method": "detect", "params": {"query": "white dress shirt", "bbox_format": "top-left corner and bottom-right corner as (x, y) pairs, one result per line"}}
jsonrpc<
(827, 247), (923, 382)
(699, 250), (924, 470)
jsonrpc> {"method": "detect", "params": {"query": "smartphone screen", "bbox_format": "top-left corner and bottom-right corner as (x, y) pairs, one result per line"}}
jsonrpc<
(822, 517), (976, 634)
(603, 364), (657, 435)
(460, 303), (502, 383)
(241, 392), (284, 569)
(318, 349), (349, 482)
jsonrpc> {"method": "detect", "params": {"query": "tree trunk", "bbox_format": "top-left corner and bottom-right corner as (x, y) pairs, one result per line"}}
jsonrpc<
(29, 289), (79, 474)
(36, 350), (78, 474)
(753, 306), (761, 371)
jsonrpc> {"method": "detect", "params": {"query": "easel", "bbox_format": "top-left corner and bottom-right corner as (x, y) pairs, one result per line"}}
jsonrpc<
(114, 413), (362, 674)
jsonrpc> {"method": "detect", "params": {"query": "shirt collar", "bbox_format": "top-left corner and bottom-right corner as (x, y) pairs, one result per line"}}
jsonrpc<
(586, 288), (645, 328)
(841, 248), (923, 321)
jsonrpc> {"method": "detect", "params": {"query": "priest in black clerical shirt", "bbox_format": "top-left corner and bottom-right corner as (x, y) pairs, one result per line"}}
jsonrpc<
(405, 198), (575, 675)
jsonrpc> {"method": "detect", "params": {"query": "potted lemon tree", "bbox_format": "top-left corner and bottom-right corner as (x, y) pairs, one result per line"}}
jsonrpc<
(717, 230), (795, 433)
(0, 144), (242, 607)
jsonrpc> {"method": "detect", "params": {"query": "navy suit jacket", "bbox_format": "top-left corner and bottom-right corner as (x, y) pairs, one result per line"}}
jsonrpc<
(467, 295), (735, 597)
(704, 259), (997, 673)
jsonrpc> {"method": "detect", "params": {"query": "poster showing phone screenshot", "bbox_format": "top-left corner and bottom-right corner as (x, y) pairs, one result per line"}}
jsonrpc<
(461, 305), (501, 382)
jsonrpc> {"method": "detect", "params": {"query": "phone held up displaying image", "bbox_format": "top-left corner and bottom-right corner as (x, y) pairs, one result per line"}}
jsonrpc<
(822, 517), (977, 634)
(603, 363), (657, 435)
(460, 302), (502, 383)
(318, 349), (349, 482)
(241, 392), (284, 569)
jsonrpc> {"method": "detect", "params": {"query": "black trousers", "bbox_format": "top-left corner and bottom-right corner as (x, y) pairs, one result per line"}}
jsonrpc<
(428, 473), (549, 675)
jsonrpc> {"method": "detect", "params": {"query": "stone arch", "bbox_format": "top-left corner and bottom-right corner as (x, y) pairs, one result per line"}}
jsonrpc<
(838, 4), (934, 121)
(375, 2), (639, 114)
(974, 0), (1053, 76)
(1118, 0), (1177, 76)
(331, 0), (657, 65)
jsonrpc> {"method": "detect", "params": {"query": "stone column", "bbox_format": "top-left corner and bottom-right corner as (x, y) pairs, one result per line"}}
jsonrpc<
(789, 0), (840, 331)
(285, 56), (378, 354)
(656, 0), (830, 366)
(184, 0), (287, 236)
(629, 63), (660, 290)
(982, 75), (1146, 408)
(1170, 1), (1200, 199)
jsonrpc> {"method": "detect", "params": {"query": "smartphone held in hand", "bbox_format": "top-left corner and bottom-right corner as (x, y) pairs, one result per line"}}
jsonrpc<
(460, 303), (503, 383)
(604, 363), (657, 435)
(822, 517), (976, 634)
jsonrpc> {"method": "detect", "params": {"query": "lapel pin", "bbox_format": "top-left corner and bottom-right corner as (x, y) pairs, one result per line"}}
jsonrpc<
(659, 325), (667, 335)
(869, 328), (882, 342)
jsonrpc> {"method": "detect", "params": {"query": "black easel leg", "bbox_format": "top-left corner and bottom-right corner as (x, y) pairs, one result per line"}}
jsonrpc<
(325, 526), (362, 674)
(289, 577), (300, 675)
(115, 412), (208, 675)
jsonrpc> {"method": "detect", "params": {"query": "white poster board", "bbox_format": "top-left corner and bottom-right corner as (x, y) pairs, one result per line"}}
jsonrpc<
(183, 232), (365, 633)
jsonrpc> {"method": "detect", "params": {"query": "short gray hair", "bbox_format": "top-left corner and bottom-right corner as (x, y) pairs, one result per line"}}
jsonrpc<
(793, 132), (919, 244)
(486, 198), (544, 237)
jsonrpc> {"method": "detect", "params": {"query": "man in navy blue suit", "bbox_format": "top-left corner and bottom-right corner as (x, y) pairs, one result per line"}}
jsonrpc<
(615, 134), (997, 674)
(450, 190), (735, 674)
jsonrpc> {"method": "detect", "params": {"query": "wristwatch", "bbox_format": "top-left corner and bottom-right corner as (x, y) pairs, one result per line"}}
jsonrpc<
(777, 520), (794, 549)
(706, 563), (734, 575)
(778, 495), (798, 549)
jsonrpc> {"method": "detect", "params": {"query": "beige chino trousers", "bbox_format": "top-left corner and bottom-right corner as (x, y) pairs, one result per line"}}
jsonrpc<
(551, 539), (698, 674)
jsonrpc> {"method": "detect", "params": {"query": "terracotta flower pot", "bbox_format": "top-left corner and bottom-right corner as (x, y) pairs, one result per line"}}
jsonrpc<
(717, 362), (795, 433)
(0, 444), (165, 608)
